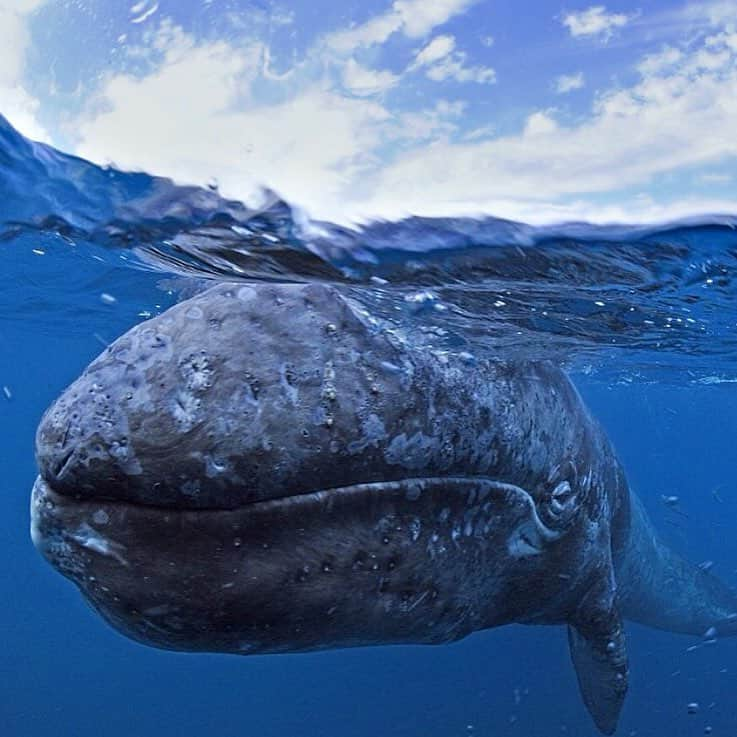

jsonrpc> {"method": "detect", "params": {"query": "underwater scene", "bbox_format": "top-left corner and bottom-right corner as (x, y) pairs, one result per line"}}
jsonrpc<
(2, 2), (737, 736)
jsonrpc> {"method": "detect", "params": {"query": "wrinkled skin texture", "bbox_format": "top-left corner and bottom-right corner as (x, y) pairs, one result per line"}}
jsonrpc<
(34, 282), (623, 647)
(31, 283), (737, 735)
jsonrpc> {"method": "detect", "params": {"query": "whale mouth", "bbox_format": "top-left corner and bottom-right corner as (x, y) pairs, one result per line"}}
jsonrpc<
(31, 472), (564, 571)
(33, 472), (556, 520)
(30, 472), (571, 656)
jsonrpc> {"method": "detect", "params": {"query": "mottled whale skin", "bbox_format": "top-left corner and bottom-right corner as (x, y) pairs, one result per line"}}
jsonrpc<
(32, 282), (737, 735)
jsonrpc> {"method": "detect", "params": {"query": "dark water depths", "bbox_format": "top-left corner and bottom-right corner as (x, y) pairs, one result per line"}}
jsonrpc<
(2, 114), (737, 736)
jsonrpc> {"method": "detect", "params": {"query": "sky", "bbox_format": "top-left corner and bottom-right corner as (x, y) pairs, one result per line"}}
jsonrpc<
(1, 0), (737, 224)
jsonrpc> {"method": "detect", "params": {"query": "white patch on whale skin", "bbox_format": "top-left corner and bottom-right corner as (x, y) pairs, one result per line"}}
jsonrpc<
(380, 360), (402, 374)
(172, 391), (200, 431)
(399, 589), (430, 614)
(30, 482), (88, 577)
(400, 478), (568, 558)
(237, 286), (256, 302)
(32, 517), (83, 575)
(348, 413), (388, 454)
(71, 523), (129, 566)
(279, 364), (299, 406)
(408, 517), (422, 542)
(179, 352), (214, 392)
(185, 306), (203, 320)
(46, 538), (83, 575)
(451, 522), (462, 546)
(108, 441), (143, 475)
(204, 454), (228, 478)
(321, 360), (337, 397)
(427, 532), (447, 558)
(384, 431), (439, 470)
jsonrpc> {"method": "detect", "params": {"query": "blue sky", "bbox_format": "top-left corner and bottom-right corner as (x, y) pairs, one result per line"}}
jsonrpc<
(1, 0), (737, 223)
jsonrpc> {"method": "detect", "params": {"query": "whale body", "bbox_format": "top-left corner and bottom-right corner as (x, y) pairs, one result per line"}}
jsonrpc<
(31, 282), (737, 734)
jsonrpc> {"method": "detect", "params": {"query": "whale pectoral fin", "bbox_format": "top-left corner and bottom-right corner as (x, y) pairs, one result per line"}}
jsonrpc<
(568, 605), (628, 736)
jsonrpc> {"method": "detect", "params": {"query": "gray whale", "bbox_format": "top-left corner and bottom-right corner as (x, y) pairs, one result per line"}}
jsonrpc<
(31, 282), (737, 734)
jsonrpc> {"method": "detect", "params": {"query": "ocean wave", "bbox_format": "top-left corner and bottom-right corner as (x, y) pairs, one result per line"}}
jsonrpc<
(2, 113), (736, 380)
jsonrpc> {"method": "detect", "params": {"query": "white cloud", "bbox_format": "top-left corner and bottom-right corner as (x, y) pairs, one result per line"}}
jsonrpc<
(0, 0), (44, 16)
(325, 13), (402, 53)
(73, 25), (392, 215)
(709, 30), (737, 53)
(354, 28), (737, 220)
(637, 46), (683, 76)
(325, 0), (478, 52)
(697, 172), (733, 184)
(411, 35), (456, 68)
(0, 0), (50, 141)
(425, 52), (496, 83)
(130, 0), (159, 25)
(574, 3), (737, 51)
(70, 18), (497, 218)
(61, 7), (737, 226)
(523, 110), (559, 135)
(342, 59), (399, 96)
(0, 0), (43, 7)
(394, 0), (478, 38)
(410, 35), (495, 84)
(678, 0), (737, 27)
(391, 99), (467, 142)
(0, 84), (49, 142)
(555, 71), (585, 93)
(463, 124), (495, 141)
(562, 5), (634, 40)
(435, 99), (467, 117)
(0, 0), (45, 86)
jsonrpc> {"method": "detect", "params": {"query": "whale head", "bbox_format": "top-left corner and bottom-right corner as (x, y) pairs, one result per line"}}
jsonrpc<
(32, 282), (591, 654)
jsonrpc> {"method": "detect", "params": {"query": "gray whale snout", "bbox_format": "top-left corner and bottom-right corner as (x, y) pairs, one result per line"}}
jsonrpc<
(32, 281), (737, 736)
(36, 281), (499, 510)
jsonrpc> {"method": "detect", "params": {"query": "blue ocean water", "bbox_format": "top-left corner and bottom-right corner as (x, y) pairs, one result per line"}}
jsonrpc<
(1, 113), (737, 736)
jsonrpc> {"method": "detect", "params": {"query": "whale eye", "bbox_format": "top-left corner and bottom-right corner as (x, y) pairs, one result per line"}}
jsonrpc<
(551, 480), (574, 512)
(540, 478), (580, 530)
